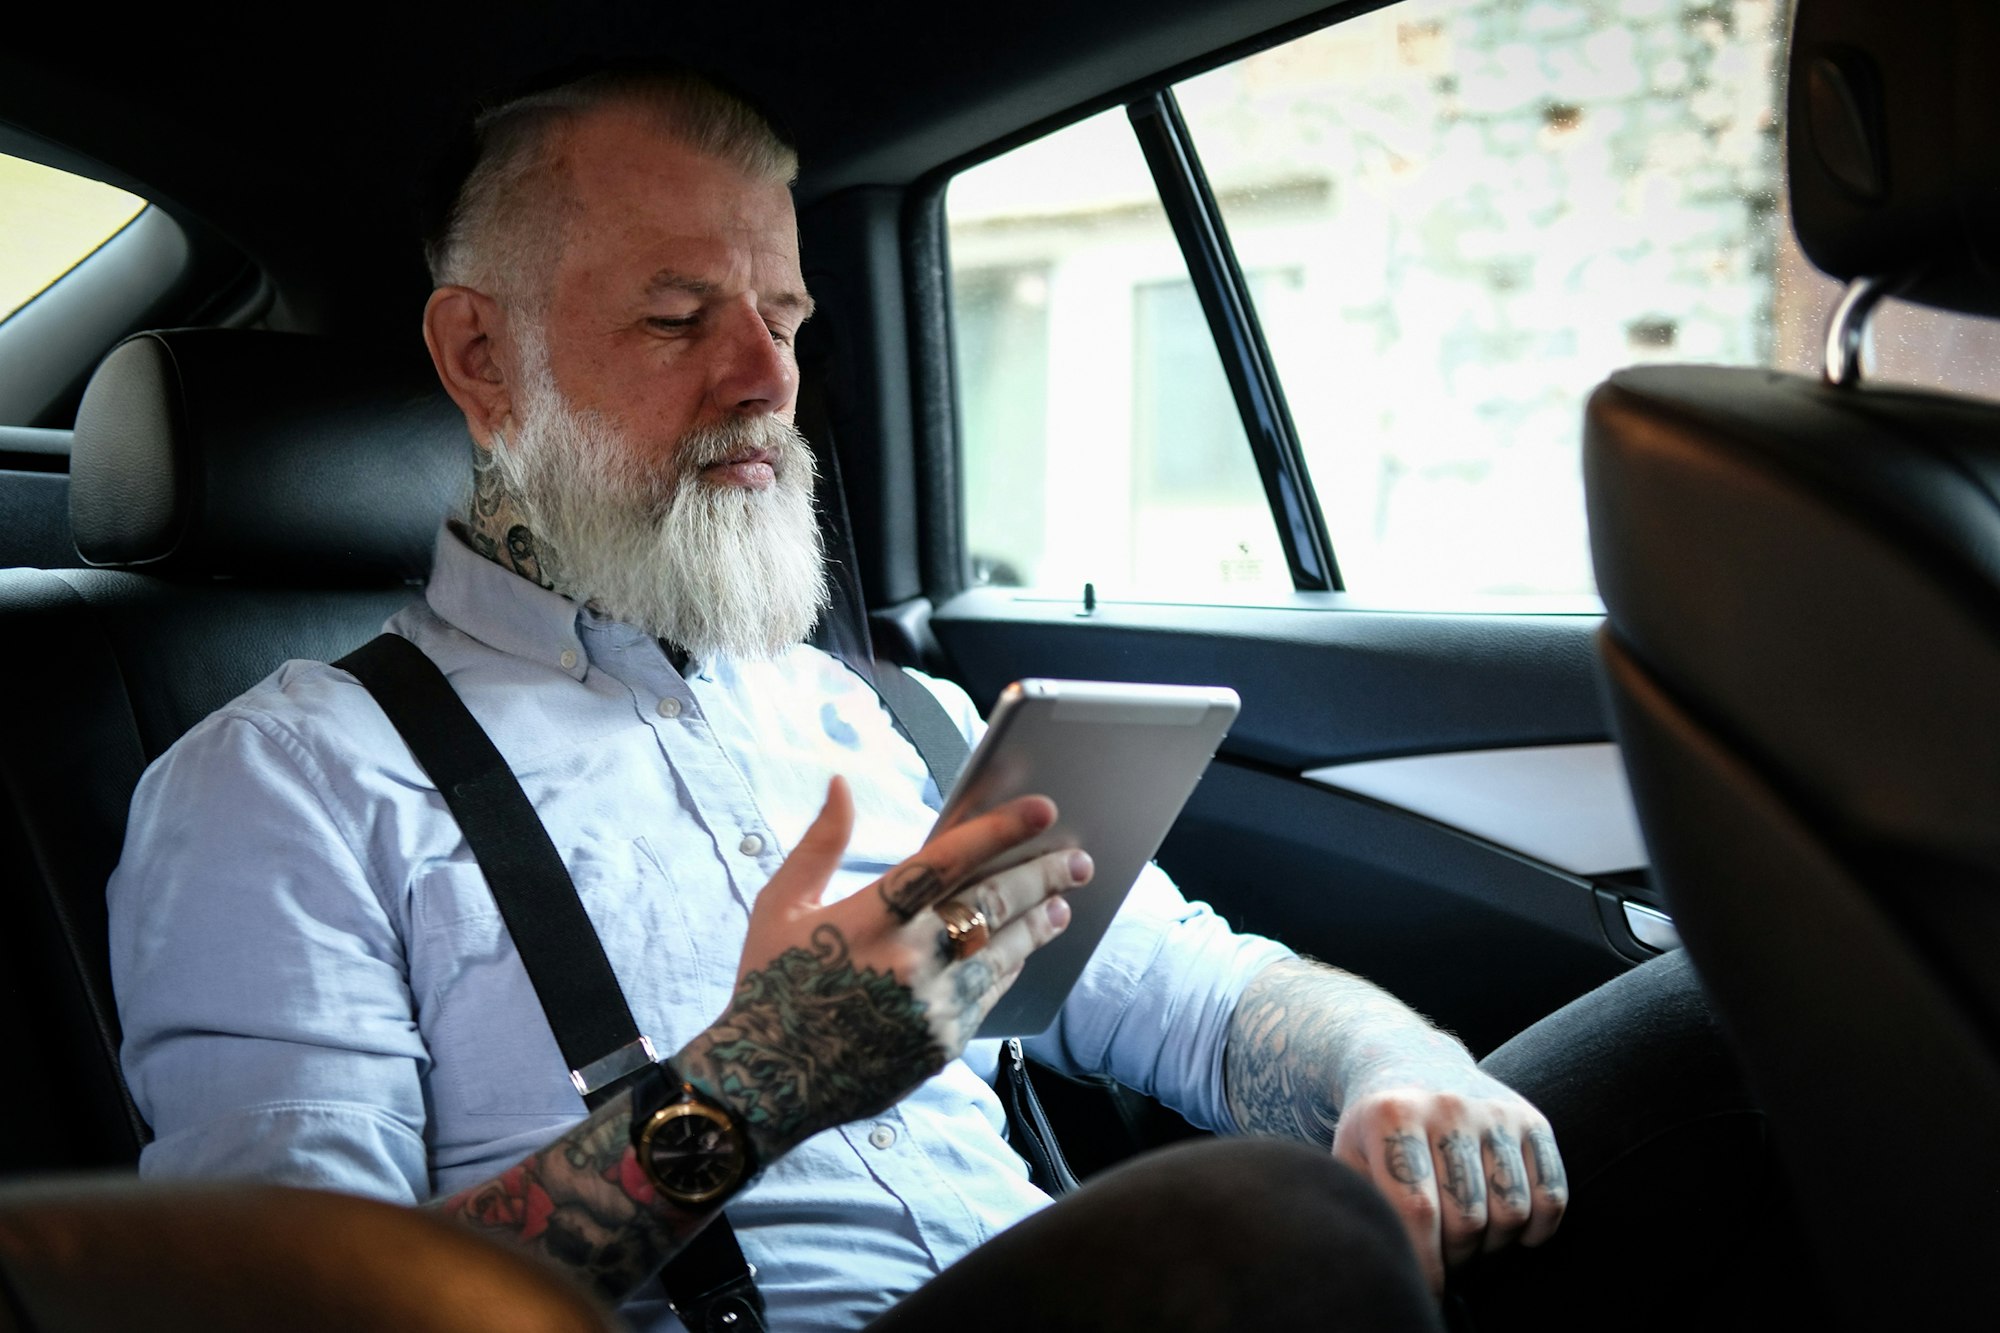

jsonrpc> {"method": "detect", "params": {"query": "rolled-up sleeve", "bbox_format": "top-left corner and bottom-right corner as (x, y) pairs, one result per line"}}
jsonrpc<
(904, 667), (1295, 1135)
(107, 709), (430, 1203)
(1025, 865), (1293, 1134)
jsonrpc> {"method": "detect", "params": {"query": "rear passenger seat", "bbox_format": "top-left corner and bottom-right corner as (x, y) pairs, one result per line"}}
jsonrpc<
(0, 329), (468, 1177)
(0, 426), (76, 572)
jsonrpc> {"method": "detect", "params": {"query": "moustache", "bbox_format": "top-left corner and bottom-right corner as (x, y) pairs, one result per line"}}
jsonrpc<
(674, 416), (816, 483)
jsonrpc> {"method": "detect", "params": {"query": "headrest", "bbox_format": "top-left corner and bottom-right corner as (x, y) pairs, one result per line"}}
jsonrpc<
(70, 329), (470, 583)
(1788, 0), (2000, 318)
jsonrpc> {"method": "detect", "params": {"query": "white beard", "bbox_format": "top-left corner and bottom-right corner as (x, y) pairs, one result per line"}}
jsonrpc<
(482, 354), (828, 661)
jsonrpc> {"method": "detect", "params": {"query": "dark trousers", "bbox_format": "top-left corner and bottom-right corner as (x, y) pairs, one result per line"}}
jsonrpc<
(866, 1135), (1444, 1333)
(865, 949), (1811, 1332)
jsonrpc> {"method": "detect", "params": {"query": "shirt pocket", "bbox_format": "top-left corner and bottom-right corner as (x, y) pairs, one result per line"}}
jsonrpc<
(411, 838), (705, 1118)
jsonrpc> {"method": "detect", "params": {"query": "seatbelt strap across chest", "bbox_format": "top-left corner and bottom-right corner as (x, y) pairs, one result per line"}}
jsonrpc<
(869, 660), (1080, 1197)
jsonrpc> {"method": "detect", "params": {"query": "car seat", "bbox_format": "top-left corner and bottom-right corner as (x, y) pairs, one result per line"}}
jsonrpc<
(1582, 0), (2000, 1325)
(0, 328), (468, 1175)
(0, 322), (983, 1181)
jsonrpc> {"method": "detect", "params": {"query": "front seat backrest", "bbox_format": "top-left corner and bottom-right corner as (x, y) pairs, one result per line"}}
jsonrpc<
(0, 329), (468, 1176)
(1582, 1), (2000, 1324)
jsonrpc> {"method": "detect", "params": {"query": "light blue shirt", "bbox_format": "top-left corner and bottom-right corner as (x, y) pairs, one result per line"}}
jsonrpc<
(108, 526), (1293, 1332)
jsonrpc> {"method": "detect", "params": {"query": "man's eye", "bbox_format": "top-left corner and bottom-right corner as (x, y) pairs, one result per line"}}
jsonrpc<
(647, 316), (699, 331)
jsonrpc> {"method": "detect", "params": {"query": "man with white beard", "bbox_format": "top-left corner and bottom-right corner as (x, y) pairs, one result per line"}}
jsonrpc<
(107, 69), (1569, 1332)
(475, 328), (829, 663)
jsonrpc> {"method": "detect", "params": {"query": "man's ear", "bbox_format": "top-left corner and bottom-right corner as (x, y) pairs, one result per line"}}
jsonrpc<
(423, 286), (515, 449)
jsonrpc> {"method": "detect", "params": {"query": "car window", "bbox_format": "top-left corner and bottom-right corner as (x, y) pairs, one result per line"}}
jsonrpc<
(0, 152), (146, 323)
(950, 0), (2000, 606)
(1181, 0), (2000, 600)
(1174, 0), (1806, 600)
(946, 110), (1290, 600)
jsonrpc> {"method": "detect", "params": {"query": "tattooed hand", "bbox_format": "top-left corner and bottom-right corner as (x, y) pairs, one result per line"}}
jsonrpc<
(1332, 1073), (1566, 1293)
(1225, 958), (1566, 1294)
(678, 776), (1088, 1165)
(437, 777), (1085, 1303)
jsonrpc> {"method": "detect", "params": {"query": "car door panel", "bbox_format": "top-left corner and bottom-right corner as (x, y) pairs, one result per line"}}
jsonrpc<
(934, 589), (1608, 766)
(931, 591), (1646, 1054)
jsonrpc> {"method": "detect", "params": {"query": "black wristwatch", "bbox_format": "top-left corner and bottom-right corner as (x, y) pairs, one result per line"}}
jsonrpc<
(628, 1060), (757, 1208)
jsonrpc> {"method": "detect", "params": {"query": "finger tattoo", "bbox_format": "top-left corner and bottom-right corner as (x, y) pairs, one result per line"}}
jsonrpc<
(1438, 1131), (1485, 1213)
(952, 957), (998, 1029)
(1484, 1129), (1529, 1207)
(879, 863), (952, 923)
(1384, 1133), (1432, 1190)
(1527, 1127), (1567, 1194)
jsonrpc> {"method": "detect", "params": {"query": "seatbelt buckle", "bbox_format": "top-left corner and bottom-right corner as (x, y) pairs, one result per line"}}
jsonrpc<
(569, 1035), (659, 1097)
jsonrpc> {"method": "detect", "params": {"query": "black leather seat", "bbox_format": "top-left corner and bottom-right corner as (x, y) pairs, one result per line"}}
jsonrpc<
(1583, 0), (2000, 1324)
(0, 328), (468, 1176)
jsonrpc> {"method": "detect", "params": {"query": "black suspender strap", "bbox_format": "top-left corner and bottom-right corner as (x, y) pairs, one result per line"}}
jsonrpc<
(336, 633), (765, 1333)
(338, 634), (638, 1076)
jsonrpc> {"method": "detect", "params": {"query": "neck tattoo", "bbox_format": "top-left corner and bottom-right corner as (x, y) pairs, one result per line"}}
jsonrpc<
(467, 458), (557, 591)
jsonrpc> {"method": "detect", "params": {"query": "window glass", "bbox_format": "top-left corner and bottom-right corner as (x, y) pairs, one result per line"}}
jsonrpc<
(947, 111), (1291, 598)
(0, 153), (147, 323)
(1178, 0), (1815, 599)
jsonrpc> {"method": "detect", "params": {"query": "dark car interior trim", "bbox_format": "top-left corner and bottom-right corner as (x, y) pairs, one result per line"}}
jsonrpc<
(1129, 90), (1339, 591)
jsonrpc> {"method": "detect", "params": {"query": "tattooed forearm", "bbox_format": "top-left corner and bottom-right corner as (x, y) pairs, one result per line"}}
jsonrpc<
(694, 924), (945, 1163)
(436, 921), (953, 1302)
(467, 454), (557, 590)
(1224, 957), (1473, 1144)
(1437, 1130), (1485, 1213)
(434, 1085), (708, 1305)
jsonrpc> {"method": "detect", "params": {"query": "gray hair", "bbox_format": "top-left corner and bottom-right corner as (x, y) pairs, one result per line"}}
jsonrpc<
(425, 70), (798, 308)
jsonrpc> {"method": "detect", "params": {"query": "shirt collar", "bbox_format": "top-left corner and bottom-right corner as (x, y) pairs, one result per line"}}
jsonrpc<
(425, 522), (590, 681)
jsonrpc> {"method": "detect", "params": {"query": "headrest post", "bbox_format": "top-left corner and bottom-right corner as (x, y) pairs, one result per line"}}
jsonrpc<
(1822, 274), (1893, 389)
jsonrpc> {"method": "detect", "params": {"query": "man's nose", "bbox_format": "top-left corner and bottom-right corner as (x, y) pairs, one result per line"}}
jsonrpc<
(711, 299), (797, 415)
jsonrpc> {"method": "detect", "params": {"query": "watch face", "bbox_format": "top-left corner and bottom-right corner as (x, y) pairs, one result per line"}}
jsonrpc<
(639, 1101), (747, 1206)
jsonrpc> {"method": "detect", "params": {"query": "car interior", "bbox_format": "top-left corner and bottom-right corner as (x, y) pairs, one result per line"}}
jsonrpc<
(0, 0), (1990, 1326)
(1584, 1), (2000, 1324)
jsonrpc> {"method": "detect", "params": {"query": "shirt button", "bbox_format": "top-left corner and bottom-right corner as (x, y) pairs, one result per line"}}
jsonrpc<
(868, 1124), (896, 1150)
(739, 833), (765, 856)
(656, 697), (682, 719)
(559, 649), (578, 670)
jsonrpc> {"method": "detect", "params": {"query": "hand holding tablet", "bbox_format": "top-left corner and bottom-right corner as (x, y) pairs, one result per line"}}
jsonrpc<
(928, 678), (1240, 1038)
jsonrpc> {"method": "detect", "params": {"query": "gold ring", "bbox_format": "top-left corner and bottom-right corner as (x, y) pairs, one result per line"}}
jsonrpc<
(936, 898), (991, 959)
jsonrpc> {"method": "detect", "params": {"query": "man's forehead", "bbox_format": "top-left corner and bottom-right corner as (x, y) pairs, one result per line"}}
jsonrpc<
(548, 108), (805, 293)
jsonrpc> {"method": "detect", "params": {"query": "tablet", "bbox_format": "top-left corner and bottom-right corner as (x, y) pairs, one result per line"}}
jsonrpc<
(929, 678), (1241, 1038)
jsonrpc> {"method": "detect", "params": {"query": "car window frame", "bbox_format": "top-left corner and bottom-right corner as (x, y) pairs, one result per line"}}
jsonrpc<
(924, 87), (1343, 602)
(0, 130), (270, 431)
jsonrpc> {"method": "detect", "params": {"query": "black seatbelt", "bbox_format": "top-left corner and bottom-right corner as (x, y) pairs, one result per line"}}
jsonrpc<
(869, 660), (970, 788)
(336, 633), (765, 1333)
(794, 372), (1078, 1193)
